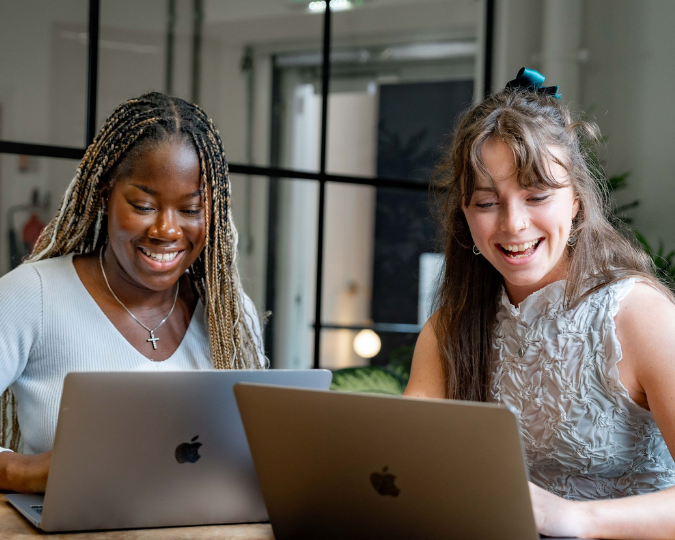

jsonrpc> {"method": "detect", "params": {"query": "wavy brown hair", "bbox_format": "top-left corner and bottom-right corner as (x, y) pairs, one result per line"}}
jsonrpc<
(431, 88), (672, 401)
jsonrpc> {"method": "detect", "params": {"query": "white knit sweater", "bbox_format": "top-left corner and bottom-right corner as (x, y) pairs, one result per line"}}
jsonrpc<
(0, 254), (264, 454)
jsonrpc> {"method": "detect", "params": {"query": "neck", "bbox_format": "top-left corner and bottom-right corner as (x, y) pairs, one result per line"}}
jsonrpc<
(504, 257), (569, 307)
(100, 247), (178, 310)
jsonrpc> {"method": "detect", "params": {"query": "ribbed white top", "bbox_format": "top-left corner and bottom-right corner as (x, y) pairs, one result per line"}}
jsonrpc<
(0, 254), (263, 454)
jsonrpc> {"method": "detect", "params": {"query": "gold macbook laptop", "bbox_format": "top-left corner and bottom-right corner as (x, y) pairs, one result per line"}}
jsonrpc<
(234, 383), (546, 540)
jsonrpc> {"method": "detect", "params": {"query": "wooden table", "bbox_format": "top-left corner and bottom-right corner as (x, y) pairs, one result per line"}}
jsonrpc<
(0, 495), (275, 539)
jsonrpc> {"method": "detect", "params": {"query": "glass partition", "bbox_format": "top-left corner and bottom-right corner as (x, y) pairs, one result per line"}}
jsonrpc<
(0, 0), (88, 147)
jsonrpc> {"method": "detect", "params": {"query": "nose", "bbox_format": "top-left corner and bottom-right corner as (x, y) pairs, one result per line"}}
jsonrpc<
(148, 209), (183, 241)
(499, 200), (529, 234)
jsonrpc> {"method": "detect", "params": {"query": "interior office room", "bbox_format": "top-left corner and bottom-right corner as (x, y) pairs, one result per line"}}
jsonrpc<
(4, 0), (675, 377)
(2, 0), (675, 538)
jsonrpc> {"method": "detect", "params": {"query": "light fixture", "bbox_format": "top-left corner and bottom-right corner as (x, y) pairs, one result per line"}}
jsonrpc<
(353, 329), (381, 359)
(308, 0), (353, 13)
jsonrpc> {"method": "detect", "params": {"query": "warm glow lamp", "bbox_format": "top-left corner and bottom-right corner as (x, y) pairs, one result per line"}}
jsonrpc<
(353, 329), (381, 358)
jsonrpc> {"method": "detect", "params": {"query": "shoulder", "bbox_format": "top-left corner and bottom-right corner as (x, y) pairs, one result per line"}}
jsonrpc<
(613, 280), (675, 389)
(0, 262), (46, 359)
(0, 262), (42, 298)
(0, 255), (81, 311)
(404, 314), (446, 399)
(2, 255), (74, 286)
(613, 280), (675, 336)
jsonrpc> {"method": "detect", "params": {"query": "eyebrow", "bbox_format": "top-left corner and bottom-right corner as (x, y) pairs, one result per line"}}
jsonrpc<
(130, 184), (204, 198)
(130, 183), (158, 196)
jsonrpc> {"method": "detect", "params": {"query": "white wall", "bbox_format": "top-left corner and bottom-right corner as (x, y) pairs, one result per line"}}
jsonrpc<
(492, 0), (675, 249)
(0, 1), (88, 274)
(580, 0), (675, 247)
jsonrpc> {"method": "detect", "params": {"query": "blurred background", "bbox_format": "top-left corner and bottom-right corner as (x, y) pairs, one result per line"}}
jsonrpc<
(0, 0), (673, 378)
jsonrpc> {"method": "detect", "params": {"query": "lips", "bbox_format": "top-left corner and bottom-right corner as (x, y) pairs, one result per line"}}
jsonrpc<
(139, 246), (180, 262)
(497, 238), (543, 261)
(138, 246), (185, 269)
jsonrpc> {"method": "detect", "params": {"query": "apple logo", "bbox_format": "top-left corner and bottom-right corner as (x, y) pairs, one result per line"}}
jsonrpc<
(175, 435), (202, 464)
(370, 466), (400, 497)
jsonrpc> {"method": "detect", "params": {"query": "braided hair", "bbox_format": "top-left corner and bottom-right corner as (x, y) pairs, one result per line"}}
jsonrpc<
(1, 92), (264, 450)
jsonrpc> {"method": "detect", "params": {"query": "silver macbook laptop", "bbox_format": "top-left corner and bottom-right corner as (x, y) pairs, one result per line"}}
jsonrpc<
(6, 369), (332, 532)
(235, 384), (546, 540)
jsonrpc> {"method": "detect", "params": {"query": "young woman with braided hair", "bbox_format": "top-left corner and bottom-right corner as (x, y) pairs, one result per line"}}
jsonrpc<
(405, 69), (675, 538)
(0, 92), (265, 493)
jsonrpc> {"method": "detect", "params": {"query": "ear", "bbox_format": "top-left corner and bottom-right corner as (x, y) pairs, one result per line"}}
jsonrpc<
(571, 194), (580, 221)
(99, 185), (110, 214)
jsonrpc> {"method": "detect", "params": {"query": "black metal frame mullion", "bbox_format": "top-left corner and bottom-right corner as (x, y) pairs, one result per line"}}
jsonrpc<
(483, 0), (495, 97)
(86, 0), (101, 145)
(264, 61), (283, 366)
(312, 4), (332, 370)
(0, 142), (84, 160)
(0, 139), (428, 190)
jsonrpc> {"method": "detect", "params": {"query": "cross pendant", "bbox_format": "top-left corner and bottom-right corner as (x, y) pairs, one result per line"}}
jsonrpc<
(147, 331), (159, 350)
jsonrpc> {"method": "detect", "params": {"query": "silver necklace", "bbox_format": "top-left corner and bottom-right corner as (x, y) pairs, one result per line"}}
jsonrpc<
(508, 319), (536, 358)
(99, 246), (179, 350)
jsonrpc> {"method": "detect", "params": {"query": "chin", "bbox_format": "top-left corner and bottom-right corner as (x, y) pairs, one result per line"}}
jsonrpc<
(501, 268), (551, 288)
(133, 267), (184, 291)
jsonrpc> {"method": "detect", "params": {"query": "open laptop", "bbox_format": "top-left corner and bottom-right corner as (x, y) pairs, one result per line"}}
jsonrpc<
(234, 384), (546, 540)
(6, 369), (332, 532)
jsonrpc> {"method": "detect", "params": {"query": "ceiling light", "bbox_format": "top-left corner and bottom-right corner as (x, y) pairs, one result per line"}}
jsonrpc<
(308, 0), (353, 13)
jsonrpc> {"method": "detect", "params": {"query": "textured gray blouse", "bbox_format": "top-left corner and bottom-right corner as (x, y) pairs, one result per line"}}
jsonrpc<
(492, 279), (675, 501)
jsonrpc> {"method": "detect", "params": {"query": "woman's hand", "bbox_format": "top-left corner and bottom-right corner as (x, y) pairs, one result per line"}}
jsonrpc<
(529, 481), (590, 538)
(0, 450), (52, 493)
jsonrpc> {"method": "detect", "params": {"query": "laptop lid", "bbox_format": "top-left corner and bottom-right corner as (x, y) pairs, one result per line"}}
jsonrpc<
(234, 384), (539, 540)
(34, 369), (331, 532)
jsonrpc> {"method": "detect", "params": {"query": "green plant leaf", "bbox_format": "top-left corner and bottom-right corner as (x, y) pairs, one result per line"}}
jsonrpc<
(633, 231), (652, 253)
(606, 172), (631, 191)
(330, 367), (404, 395)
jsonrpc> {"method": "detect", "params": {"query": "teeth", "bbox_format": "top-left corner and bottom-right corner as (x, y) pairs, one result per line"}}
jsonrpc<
(140, 247), (179, 262)
(502, 240), (539, 252)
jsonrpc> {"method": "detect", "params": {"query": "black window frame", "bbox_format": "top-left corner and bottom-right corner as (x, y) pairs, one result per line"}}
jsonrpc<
(0, 0), (495, 369)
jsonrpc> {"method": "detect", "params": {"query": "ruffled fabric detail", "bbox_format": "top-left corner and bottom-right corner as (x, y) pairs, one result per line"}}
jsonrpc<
(492, 279), (675, 501)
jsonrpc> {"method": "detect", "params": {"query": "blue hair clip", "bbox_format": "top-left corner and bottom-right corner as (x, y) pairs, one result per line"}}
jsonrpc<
(505, 67), (561, 99)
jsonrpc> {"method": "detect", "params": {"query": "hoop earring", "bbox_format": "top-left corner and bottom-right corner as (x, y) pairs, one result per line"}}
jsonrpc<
(472, 244), (481, 256)
(567, 223), (576, 246)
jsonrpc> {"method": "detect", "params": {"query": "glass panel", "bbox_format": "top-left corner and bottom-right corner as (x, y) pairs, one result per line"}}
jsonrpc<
(325, 0), (479, 180)
(320, 328), (367, 370)
(0, 0), (88, 147)
(228, 173), (269, 316)
(264, 177), (319, 368)
(320, 327), (418, 382)
(321, 184), (438, 325)
(98, 0), (171, 126)
(320, 183), (439, 367)
(321, 182), (376, 327)
(99, 0), (324, 169)
(0, 154), (81, 276)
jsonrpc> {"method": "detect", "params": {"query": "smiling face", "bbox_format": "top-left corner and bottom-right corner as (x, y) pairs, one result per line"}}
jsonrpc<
(462, 137), (579, 304)
(104, 137), (206, 293)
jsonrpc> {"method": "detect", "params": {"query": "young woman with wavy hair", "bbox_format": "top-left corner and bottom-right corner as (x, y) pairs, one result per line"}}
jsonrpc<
(405, 69), (675, 539)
